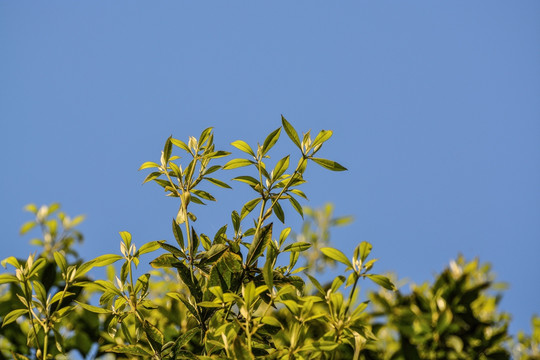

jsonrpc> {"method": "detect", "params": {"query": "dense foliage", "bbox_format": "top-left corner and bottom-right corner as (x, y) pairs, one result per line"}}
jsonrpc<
(0, 118), (538, 359)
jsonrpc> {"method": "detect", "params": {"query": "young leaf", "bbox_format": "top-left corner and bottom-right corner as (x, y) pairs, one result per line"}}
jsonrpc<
(359, 241), (372, 263)
(138, 241), (162, 256)
(281, 115), (302, 150)
(310, 130), (333, 149)
(321, 247), (353, 268)
(139, 161), (160, 171)
(310, 157), (347, 171)
(172, 219), (185, 249)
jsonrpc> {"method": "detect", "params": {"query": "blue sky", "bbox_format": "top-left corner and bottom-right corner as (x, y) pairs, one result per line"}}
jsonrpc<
(1, 2), (539, 335)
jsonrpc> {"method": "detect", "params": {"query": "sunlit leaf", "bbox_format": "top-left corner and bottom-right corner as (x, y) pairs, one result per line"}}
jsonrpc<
(310, 157), (347, 171)
(281, 115), (302, 150)
(261, 127), (281, 155)
(231, 140), (255, 157)
(321, 247), (352, 268)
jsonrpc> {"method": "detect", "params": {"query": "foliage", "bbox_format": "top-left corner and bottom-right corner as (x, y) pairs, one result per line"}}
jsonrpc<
(362, 256), (512, 360)
(1, 117), (394, 359)
(0, 204), (100, 359)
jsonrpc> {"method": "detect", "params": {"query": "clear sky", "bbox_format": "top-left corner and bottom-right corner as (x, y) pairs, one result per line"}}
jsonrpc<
(1, 2), (539, 336)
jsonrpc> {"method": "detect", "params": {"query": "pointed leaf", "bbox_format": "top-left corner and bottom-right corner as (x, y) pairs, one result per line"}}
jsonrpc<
(321, 247), (352, 268)
(231, 140), (255, 157)
(246, 223), (273, 266)
(311, 157), (347, 171)
(281, 115), (302, 150)
(261, 127), (281, 155)
(223, 158), (253, 170)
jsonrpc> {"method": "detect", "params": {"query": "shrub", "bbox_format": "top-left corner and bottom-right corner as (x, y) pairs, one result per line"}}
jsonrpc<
(1, 117), (393, 360)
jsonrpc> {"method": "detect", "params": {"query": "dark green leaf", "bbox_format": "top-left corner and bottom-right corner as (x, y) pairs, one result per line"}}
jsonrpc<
(150, 254), (182, 268)
(283, 242), (311, 252)
(159, 242), (186, 258)
(246, 223), (273, 267)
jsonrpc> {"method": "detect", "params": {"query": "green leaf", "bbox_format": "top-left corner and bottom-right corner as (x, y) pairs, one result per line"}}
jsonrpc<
(159, 242), (186, 258)
(231, 140), (255, 157)
(172, 218), (185, 249)
(75, 301), (112, 314)
(306, 274), (325, 295)
(232, 176), (260, 187)
(108, 345), (153, 356)
(273, 201), (285, 223)
(1, 256), (20, 269)
(279, 227), (291, 248)
(19, 221), (36, 235)
(261, 127), (281, 155)
(174, 260), (203, 301)
(283, 242), (311, 252)
(142, 171), (161, 184)
(11, 352), (30, 360)
(139, 161), (160, 170)
(310, 157), (347, 171)
(137, 241), (162, 256)
(288, 196), (304, 219)
(311, 130), (333, 149)
(246, 223), (273, 267)
(150, 254), (182, 268)
(0, 274), (18, 284)
(261, 316), (282, 328)
(321, 247), (352, 268)
(359, 241), (372, 263)
(192, 189), (216, 202)
(172, 328), (200, 352)
(24, 203), (38, 214)
(223, 158), (253, 170)
(91, 254), (124, 267)
(144, 320), (164, 351)
(171, 138), (191, 153)
(272, 155), (290, 180)
(203, 177), (232, 189)
(199, 127), (213, 146)
(281, 115), (302, 150)
(163, 136), (173, 163)
(240, 198), (262, 220)
(119, 231), (132, 247)
(2, 309), (27, 327)
(366, 274), (396, 291)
